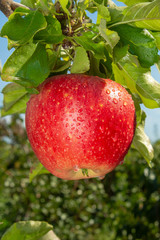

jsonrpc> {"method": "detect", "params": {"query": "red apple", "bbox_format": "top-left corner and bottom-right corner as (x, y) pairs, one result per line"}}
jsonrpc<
(25, 74), (136, 180)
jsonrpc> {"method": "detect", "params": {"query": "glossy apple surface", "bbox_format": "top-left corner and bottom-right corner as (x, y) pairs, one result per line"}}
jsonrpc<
(25, 74), (136, 180)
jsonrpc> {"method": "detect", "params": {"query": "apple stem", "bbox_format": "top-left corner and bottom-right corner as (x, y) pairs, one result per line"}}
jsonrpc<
(82, 169), (89, 177)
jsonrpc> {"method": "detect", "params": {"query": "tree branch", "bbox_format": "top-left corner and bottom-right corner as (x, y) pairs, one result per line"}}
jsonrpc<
(0, 0), (29, 18)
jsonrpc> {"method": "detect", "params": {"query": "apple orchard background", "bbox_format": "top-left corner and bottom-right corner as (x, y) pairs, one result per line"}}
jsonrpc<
(0, 1), (160, 240)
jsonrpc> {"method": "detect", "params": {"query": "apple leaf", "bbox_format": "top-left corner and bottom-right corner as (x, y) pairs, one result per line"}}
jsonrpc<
(151, 31), (160, 50)
(71, 47), (90, 73)
(21, 0), (36, 8)
(112, 50), (160, 108)
(1, 83), (30, 117)
(34, 15), (64, 44)
(97, 5), (111, 24)
(133, 112), (154, 166)
(117, 0), (152, 6)
(99, 19), (120, 51)
(1, 43), (50, 87)
(1, 8), (47, 46)
(113, 25), (158, 68)
(29, 162), (50, 182)
(74, 35), (105, 59)
(39, 230), (60, 240)
(116, 0), (160, 31)
(59, 0), (71, 16)
(1, 221), (53, 240)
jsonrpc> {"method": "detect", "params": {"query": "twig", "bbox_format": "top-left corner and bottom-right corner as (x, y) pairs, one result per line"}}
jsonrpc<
(0, 0), (29, 18)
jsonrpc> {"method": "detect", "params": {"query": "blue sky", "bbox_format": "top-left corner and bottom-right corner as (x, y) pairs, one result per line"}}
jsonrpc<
(0, 0), (160, 142)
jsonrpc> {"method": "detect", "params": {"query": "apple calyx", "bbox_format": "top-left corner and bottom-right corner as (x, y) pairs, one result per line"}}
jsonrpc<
(82, 168), (89, 177)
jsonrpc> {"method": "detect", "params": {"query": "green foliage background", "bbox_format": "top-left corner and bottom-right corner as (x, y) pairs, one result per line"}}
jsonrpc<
(0, 115), (160, 240)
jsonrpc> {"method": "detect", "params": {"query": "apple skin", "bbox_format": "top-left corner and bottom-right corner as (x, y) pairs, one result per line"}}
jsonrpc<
(25, 74), (136, 180)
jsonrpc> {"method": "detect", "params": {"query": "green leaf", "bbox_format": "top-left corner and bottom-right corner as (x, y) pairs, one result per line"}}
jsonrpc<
(21, 0), (36, 8)
(97, 5), (111, 24)
(116, 0), (160, 31)
(59, 0), (71, 16)
(151, 31), (160, 50)
(113, 25), (158, 68)
(117, 0), (152, 6)
(99, 19), (120, 51)
(1, 43), (50, 87)
(1, 221), (53, 240)
(112, 50), (160, 108)
(29, 163), (50, 182)
(133, 112), (154, 166)
(156, 56), (160, 73)
(1, 83), (30, 117)
(70, 47), (90, 73)
(74, 35), (105, 59)
(34, 15), (64, 44)
(1, 8), (47, 46)
(39, 230), (60, 240)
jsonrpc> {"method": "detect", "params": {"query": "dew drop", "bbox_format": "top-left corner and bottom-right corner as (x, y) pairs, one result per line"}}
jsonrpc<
(120, 106), (123, 110)
(78, 109), (83, 113)
(113, 98), (118, 104)
(118, 92), (121, 96)
(66, 136), (70, 140)
(66, 123), (69, 127)
(106, 89), (111, 94)
(76, 136), (81, 139)
(123, 101), (127, 106)
(77, 117), (84, 122)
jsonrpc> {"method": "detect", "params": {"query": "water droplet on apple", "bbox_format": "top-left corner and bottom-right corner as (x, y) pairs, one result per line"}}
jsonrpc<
(106, 89), (111, 94)
(77, 117), (84, 122)
(78, 109), (83, 113)
(76, 135), (81, 139)
(113, 98), (118, 104)
(66, 136), (70, 140)
(123, 101), (127, 106)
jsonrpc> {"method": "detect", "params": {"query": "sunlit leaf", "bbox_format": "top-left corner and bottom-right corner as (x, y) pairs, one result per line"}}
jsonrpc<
(1, 221), (53, 240)
(133, 112), (154, 166)
(1, 8), (47, 45)
(1, 83), (30, 117)
(99, 19), (120, 51)
(59, 0), (71, 16)
(29, 163), (50, 182)
(74, 35), (105, 59)
(71, 47), (90, 73)
(117, 0), (152, 6)
(97, 5), (111, 24)
(151, 31), (160, 50)
(112, 50), (160, 108)
(113, 25), (158, 68)
(117, 0), (160, 31)
(34, 15), (64, 44)
(1, 43), (50, 87)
